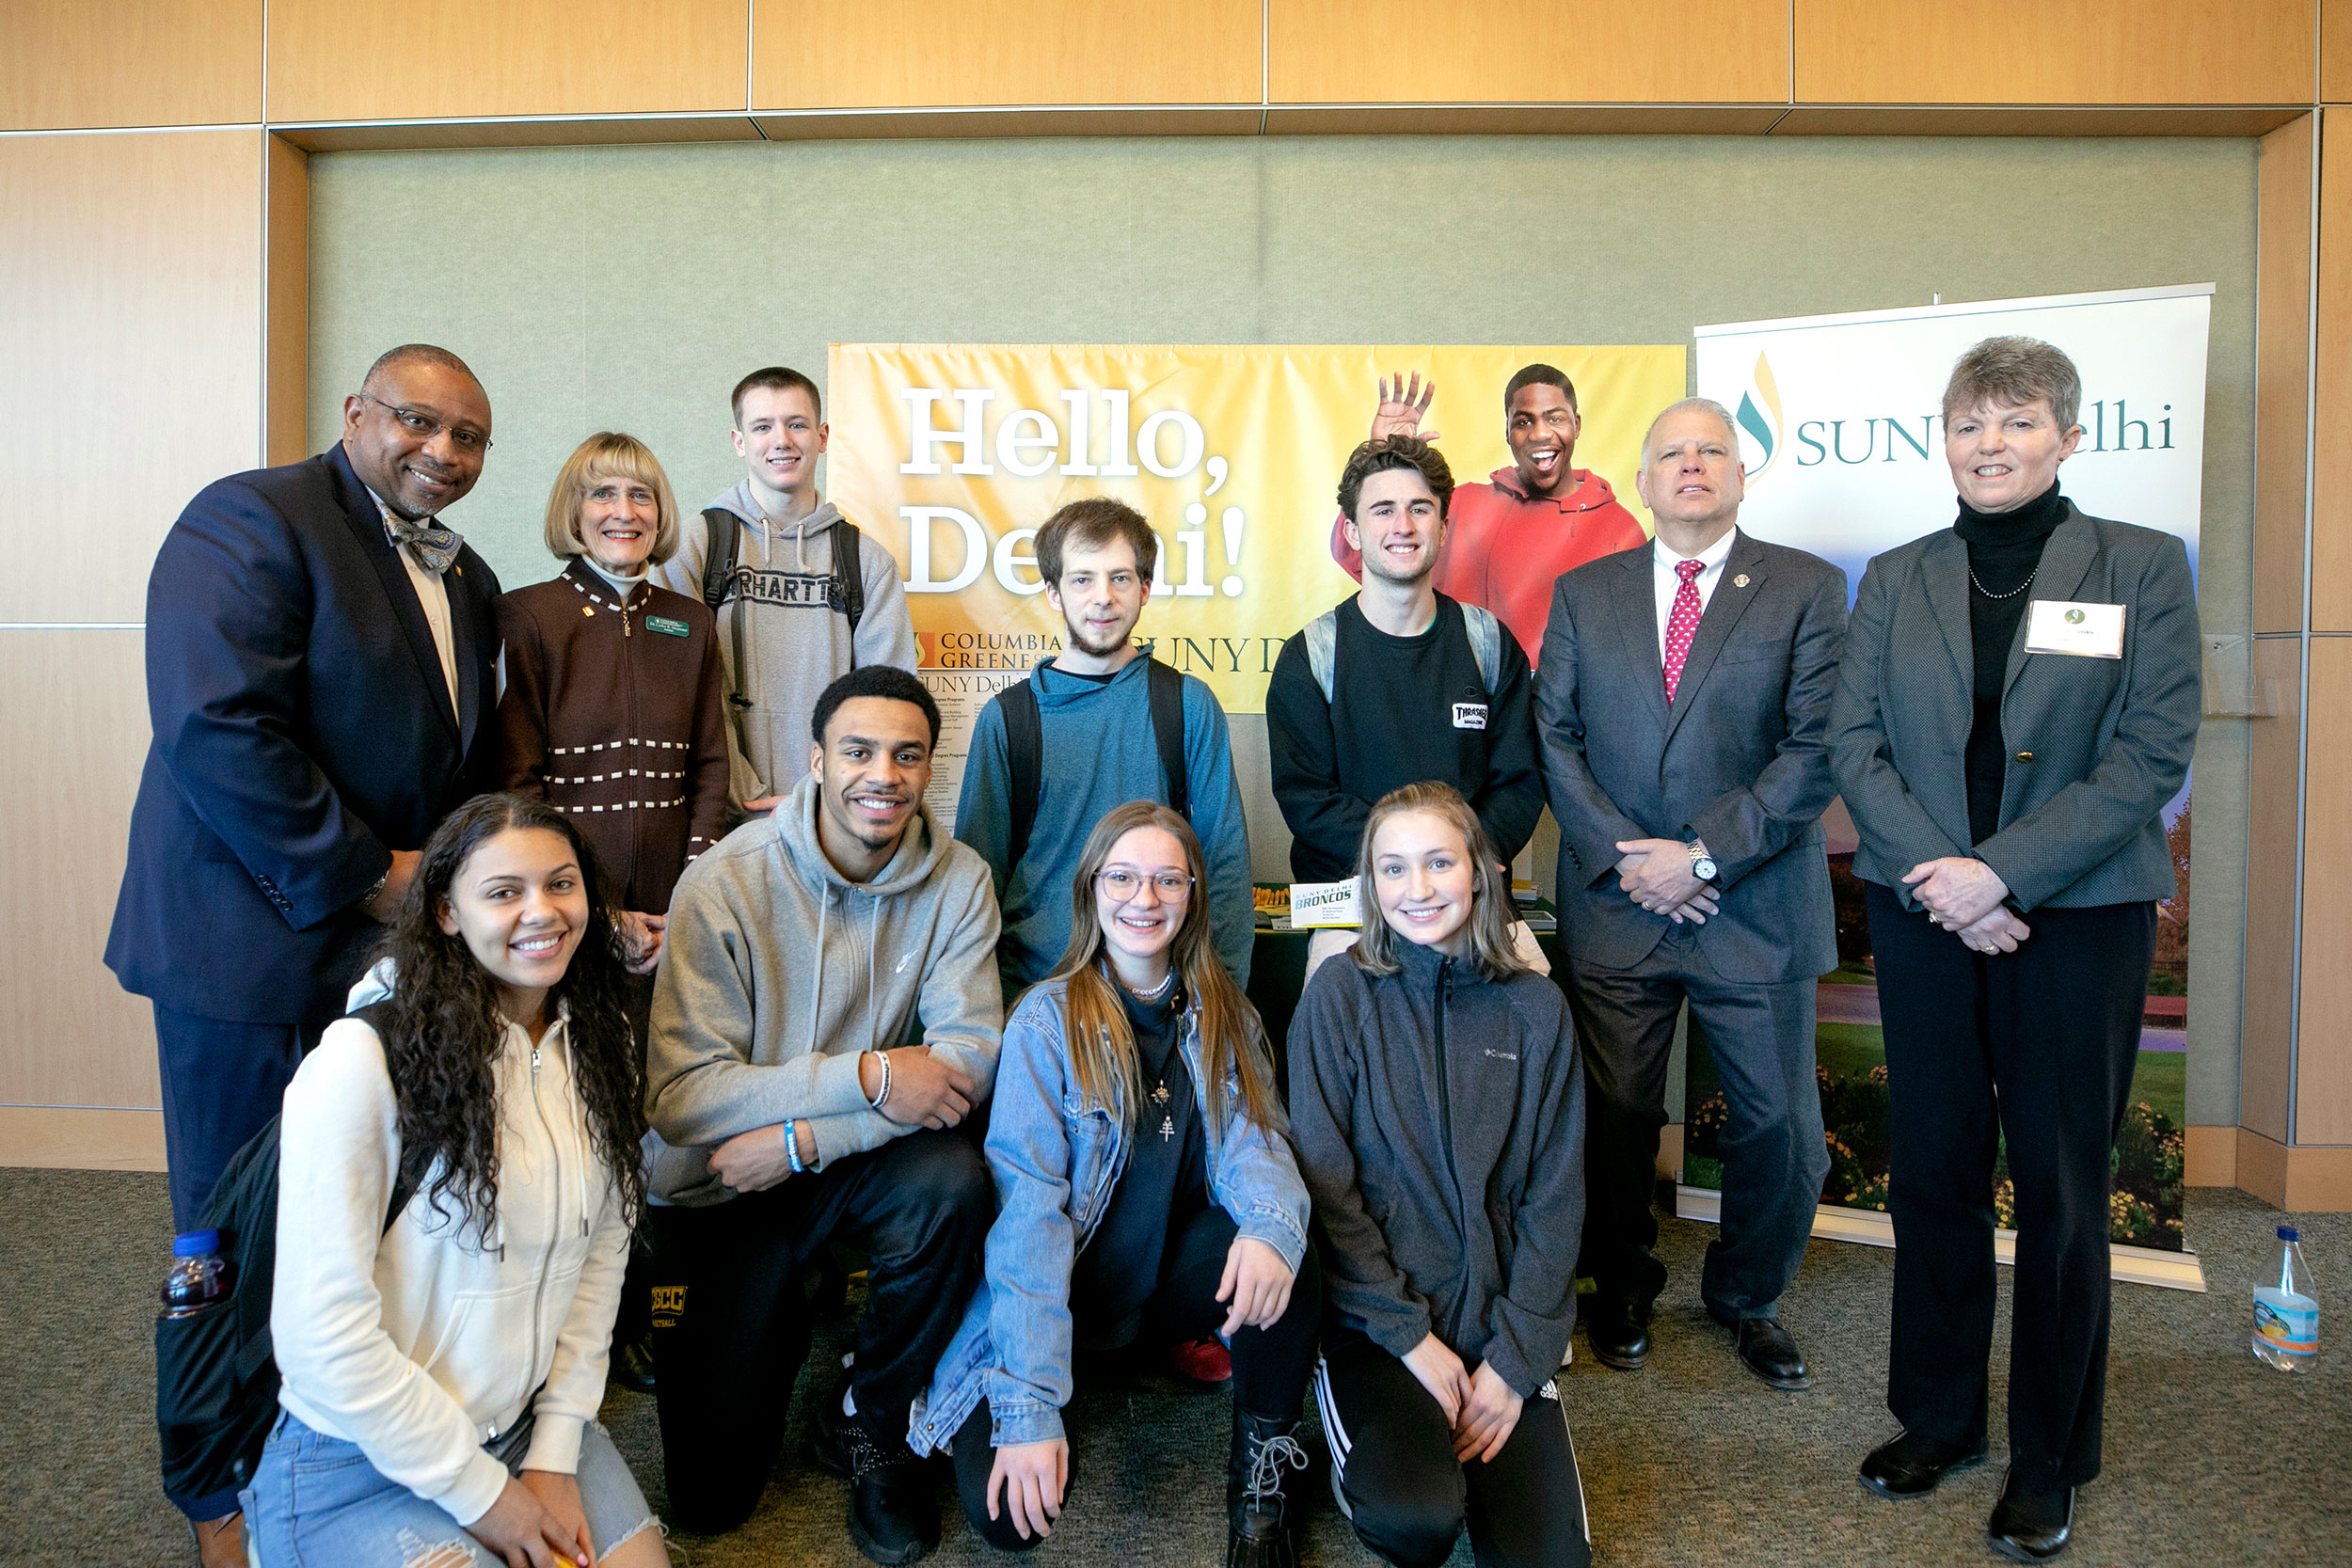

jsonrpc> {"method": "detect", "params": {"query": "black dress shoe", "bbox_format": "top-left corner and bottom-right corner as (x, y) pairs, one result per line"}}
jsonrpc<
(1988, 1468), (2074, 1561)
(1857, 1430), (1988, 1499)
(1584, 1298), (1651, 1370)
(1733, 1318), (1812, 1390)
(611, 1336), (658, 1393)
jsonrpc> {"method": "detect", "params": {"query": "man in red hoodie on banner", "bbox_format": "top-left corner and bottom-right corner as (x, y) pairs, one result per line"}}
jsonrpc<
(1327, 363), (1646, 663)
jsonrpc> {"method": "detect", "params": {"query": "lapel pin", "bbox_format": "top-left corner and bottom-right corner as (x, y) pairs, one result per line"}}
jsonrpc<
(582, 607), (595, 617)
(1734, 574), (1750, 588)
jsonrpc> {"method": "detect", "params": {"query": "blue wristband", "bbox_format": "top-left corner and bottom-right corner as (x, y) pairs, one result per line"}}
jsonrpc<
(785, 1122), (805, 1175)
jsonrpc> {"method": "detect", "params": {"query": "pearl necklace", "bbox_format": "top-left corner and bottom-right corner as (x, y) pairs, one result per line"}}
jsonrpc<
(1120, 967), (1177, 1003)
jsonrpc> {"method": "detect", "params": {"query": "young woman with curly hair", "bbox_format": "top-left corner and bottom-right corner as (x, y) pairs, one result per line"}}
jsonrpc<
(240, 793), (666, 1568)
(910, 800), (1321, 1567)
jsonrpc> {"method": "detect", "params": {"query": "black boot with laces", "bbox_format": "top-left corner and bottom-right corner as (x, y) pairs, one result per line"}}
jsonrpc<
(1227, 1408), (1311, 1568)
(813, 1387), (941, 1566)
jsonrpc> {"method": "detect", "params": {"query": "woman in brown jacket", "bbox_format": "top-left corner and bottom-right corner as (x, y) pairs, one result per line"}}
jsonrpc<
(493, 432), (732, 976)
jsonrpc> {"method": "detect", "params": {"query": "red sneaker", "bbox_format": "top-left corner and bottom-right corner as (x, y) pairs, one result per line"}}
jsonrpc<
(1168, 1336), (1233, 1389)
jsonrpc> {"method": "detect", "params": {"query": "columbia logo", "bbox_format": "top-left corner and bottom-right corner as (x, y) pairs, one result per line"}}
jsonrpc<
(1484, 1048), (1518, 1062)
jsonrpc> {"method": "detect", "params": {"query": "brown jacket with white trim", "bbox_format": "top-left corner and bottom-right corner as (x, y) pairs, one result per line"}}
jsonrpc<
(492, 557), (731, 913)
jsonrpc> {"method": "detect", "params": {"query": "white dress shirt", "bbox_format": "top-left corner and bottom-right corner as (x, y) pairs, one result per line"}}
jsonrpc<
(367, 489), (460, 722)
(1652, 527), (1738, 668)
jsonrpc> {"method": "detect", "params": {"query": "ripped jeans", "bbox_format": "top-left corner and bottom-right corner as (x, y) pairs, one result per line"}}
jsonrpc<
(240, 1408), (657, 1567)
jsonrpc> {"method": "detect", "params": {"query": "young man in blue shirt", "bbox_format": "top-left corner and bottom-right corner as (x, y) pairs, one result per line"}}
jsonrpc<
(954, 499), (1254, 1002)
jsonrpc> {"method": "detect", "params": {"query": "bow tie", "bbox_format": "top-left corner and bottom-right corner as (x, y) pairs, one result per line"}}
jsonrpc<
(385, 513), (463, 576)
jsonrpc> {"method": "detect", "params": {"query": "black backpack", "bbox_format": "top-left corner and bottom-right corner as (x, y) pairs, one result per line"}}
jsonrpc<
(998, 657), (1190, 873)
(154, 1001), (427, 1514)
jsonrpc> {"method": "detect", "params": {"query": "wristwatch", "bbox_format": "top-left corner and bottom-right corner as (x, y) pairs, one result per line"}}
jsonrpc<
(1686, 841), (1718, 882)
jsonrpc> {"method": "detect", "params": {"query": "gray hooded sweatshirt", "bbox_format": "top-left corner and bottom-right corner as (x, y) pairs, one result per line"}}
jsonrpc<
(643, 770), (1003, 1207)
(655, 481), (919, 811)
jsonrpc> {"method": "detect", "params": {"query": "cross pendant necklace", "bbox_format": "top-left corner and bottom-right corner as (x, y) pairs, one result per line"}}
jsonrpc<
(1152, 1079), (1173, 1140)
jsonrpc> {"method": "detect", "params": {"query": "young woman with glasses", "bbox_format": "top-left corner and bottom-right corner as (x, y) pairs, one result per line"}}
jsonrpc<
(909, 800), (1321, 1567)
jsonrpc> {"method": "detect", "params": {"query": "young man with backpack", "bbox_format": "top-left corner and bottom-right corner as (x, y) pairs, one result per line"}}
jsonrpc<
(1268, 436), (1546, 974)
(656, 365), (918, 817)
(955, 498), (1255, 1002)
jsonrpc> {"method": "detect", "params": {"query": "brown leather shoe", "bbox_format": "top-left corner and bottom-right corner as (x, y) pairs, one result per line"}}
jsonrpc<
(189, 1511), (244, 1568)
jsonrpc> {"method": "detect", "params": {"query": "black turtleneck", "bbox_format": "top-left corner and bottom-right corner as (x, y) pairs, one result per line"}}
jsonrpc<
(1956, 484), (2068, 845)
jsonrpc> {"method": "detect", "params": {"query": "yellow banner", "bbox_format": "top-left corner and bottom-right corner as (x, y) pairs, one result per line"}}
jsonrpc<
(826, 343), (1687, 713)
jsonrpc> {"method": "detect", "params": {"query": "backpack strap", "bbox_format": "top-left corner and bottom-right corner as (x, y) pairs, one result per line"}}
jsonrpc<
(1000, 678), (1044, 877)
(698, 507), (740, 611)
(1460, 602), (1504, 696)
(351, 1000), (435, 1230)
(1302, 610), (1340, 704)
(1146, 658), (1190, 821)
(700, 508), (755, 738)
(831, 521), (866, 644)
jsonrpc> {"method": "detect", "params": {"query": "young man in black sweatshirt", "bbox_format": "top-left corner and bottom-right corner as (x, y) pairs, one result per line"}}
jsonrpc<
(1266, 436), (1546, 970)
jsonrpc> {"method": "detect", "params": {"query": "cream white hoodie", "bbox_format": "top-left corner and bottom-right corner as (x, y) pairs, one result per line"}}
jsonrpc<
(270, 973), (630, 1527)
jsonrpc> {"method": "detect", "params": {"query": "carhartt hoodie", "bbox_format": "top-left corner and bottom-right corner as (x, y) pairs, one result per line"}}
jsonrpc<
(642, 770), (1003, 1206)
(655, 481), (918, 810)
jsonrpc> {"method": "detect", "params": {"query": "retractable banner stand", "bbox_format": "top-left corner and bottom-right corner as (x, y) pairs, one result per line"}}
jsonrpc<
(826, 343), (1686, 826)
(1686, 285), (2211, 1291)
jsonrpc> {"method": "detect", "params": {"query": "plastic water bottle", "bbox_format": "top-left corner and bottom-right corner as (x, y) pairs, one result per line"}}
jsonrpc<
(161, 1229), (231, 1319)
(2251, 1226), (2318, 1371)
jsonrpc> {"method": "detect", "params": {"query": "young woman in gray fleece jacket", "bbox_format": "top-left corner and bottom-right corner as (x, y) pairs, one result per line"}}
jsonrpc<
(1289, 782), (1593, 1568)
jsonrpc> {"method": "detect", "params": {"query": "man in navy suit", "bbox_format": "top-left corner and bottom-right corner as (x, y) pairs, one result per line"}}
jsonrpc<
(108, 344), (502, 1244)
(1536, 398), (1847, 1393)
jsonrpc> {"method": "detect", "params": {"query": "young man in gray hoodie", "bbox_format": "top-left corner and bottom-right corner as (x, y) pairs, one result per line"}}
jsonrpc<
(657, 366), (919, 816)
(643, 665), (1002, 1565)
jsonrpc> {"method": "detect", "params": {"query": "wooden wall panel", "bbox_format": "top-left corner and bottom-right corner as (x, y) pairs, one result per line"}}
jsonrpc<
(1772, 106), (2303, 137)
(0, 1108), (165, 1172)
(1793, 0), (2312, 106)
(2314, 114), (2352, 628)
(2242, 635), (2302, 1145)
(266, 0), (746, 123)
(0, 131), (261, 624)
(266, 135), (310, 467)
(2257, 116), (2314, 635)
(2328, 0), (2352, 104)
(755, 0), (1260, 110)
(0, 631), (156, 1111)
(1269, 0), (1787, 105)
(0, 0), (260, 131)
(2298, 637), (2352, 1143)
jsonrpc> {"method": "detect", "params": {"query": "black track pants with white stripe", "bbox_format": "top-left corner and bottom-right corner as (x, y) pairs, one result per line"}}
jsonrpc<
(1314, 1335), (1592, 1568)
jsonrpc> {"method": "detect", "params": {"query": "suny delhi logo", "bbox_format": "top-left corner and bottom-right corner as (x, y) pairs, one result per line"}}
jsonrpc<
(1729, 351), (2178, 485)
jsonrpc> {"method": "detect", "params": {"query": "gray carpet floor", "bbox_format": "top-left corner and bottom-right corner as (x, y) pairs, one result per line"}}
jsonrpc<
(5, 1168), (2344, 1566)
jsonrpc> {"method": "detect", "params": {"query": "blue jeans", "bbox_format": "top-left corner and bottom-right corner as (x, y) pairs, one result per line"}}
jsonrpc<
(240, 1409), (658, 1567)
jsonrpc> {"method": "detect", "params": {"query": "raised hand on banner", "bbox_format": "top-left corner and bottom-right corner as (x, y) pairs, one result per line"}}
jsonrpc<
(1371, 372), (1440, 444)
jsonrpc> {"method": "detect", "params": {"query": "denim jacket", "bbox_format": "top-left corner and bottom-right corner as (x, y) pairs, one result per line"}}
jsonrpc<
(907, 975), (1310, 1454)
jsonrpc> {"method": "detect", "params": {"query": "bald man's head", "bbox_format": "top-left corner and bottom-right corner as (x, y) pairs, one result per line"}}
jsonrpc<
(342, 344), (492, 518)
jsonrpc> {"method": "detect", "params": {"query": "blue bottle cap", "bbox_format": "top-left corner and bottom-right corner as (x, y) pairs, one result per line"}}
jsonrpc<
(173, 1229), (221, 1258)
(2279, 1227), (2299, 1243)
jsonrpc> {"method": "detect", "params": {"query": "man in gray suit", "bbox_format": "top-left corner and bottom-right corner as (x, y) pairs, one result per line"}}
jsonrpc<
(1535, 398), (1847, 1389)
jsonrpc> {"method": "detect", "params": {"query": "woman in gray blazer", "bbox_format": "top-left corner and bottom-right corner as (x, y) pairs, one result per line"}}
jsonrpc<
(1826, 337), (2199, 1563)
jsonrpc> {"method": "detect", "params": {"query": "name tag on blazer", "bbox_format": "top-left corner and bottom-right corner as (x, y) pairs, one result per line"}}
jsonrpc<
(2025, 599), (2126, 659)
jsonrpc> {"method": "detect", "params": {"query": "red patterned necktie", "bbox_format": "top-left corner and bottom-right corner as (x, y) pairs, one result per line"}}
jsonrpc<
(1662, 557), (1706, 702)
